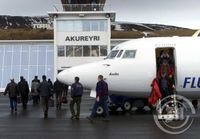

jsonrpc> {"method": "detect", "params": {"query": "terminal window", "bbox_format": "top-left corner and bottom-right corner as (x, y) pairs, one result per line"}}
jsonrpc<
(57, 45), (107, 57)
(57, 19), (108, 32)
(74, 46), (83, 57)
(91, 45), (99, 56)
(58, 46), (65, 56)
(66, 46), (73, 57)
(83, 45), (90, 56)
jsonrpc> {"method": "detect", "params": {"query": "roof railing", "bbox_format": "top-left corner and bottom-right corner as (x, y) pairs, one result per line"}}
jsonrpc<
(53, 4), (110, 12)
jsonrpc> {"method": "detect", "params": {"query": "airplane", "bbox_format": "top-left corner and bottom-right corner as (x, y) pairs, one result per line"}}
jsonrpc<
(57, 31), (200, 114)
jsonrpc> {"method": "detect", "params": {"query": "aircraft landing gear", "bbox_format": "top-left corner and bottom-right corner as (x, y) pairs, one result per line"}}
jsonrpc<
(153, 95), (196, 134)
(96, 106), (104, 115)
(121, 100), (132, 112)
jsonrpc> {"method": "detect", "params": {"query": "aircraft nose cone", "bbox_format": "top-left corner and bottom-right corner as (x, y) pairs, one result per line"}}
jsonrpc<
(57, 69), (74, 85)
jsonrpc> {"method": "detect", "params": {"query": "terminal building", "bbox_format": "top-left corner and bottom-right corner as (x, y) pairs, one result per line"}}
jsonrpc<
(0, 1), (130, 91)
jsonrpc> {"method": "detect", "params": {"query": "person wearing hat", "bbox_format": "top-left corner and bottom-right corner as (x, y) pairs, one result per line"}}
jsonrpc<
(4, 79), (18, 112)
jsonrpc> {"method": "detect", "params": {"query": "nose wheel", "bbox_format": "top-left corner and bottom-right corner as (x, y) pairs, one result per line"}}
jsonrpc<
(121, 100), (132, 112)
(153, 95), (195, 134)
(96, 106), (104, 115)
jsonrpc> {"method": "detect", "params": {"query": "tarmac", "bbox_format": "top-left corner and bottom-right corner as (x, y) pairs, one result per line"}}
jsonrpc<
(0, 93), (200, 139)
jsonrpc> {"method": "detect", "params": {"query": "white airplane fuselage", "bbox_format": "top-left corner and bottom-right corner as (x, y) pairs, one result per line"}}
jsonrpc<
(57, 37), (200, 99)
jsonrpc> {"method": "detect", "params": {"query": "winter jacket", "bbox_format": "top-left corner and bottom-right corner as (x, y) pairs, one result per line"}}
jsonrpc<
(71, 82), (83, 97)
(18, 80), (29, 96)
(38, 80), (51, 97)
(96, 80), (108, 98)
(4, 82), (18, 98)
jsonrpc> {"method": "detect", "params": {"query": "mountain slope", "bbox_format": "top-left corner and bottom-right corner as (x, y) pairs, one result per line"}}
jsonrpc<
(0, 15), (196, 40)
(0, 15), (50, 29)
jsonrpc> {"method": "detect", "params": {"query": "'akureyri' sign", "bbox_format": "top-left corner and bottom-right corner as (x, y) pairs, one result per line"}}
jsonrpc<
(65, 36), (100, 42)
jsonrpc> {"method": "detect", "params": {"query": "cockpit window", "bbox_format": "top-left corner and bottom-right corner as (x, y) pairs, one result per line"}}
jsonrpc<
(117, 50), (123, 58)
(106, 50), (119, 59)
(122, 50), (136, 58)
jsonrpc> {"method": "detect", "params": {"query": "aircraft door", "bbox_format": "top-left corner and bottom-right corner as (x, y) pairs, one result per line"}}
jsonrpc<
(155, 47), (177, 96)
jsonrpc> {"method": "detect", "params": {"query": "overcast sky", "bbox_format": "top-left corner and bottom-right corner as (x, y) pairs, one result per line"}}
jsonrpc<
(0, 0), (200, 29)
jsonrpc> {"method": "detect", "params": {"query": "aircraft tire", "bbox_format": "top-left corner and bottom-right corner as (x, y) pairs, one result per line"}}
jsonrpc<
(121, 101), (132, 112)
(96, 106), (104, 115)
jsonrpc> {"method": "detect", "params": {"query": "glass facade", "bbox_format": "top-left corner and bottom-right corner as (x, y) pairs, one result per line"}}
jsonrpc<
(0, 43), (54, 88)
(57, 19), (108, 32)
(57, 45), (107, 57)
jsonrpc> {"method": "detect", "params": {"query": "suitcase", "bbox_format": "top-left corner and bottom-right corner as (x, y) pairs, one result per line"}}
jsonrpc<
(61, 96), (68, 104)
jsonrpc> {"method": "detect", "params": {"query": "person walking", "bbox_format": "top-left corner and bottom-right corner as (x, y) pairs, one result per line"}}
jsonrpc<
(38, 75), (51, 118)
(87, 75), (109, 121)
(17, 76), (29, 110)
(53, 79), (64, 110)
(31, 76), (40, 104)
(4, 79), (18, 112)
(70, 77), (83, 120)
(32, 76), (40, 83)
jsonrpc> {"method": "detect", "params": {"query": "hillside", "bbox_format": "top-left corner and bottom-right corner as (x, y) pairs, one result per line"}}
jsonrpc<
(111, 22), (196, 38)
(0, 15), (51, 29)
(0, 15), (196, 40)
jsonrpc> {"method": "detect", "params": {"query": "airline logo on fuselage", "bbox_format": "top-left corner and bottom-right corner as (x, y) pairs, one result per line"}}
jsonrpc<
(183, 77), (200, 88)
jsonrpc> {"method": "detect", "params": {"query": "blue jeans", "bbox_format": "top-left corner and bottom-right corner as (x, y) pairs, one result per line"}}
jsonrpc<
(9, 97), (17, 110)
(90, 96), (109, 118)
(161, 88), (169, 98)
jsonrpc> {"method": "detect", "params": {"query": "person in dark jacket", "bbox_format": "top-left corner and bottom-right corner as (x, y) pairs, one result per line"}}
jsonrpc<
(4, 79), (18, 112)
(48, 78), (53, 96)
(87, 75), (109, 121)
(38, 75), (51, 118)
(17, 76), (29, 110)
(53, 79), (64, 110)
(70, 77), (83, 120)
(32, 76), (40, 83)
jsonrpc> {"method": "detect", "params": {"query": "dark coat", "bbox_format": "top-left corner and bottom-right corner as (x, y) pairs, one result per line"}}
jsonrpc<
(71, 82), (83, 97)
(4, 82), (18, 98)
(17, 80), (29, 96)
(38, 80), (51, 97)
(96, 80), (108, 98)
(53, 80), (64, 94)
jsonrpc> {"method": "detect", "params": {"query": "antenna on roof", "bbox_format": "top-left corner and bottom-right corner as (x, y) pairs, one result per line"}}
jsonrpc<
(192, 30), (200, 37)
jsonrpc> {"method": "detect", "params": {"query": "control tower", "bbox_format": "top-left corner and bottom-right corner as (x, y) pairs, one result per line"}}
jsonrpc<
(61, 0), (106, 11)
(49, 0), (115, 76)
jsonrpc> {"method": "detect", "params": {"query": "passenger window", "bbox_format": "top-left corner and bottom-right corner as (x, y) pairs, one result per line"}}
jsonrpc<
(122, 50), (136, 58)
(106, 50), (119, 59)
(117, 50), (123, 58)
